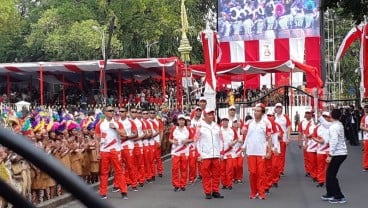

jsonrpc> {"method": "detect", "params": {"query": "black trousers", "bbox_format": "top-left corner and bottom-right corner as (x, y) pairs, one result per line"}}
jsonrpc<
(326, 155), (347, 199)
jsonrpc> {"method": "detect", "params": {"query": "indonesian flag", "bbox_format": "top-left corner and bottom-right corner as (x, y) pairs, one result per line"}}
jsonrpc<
(202, 27), (220, 109)
(334, 24), (364, 64)
(361, 23), (368, 98)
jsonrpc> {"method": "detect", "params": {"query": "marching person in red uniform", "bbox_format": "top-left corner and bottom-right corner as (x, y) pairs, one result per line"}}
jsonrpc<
(242, 103), (272, 200)
(273, 103), (291, 176)
(141, 110), (154, 183)
(186, 116), (197, 184)
(195, 107), (224, 199)
(232, 120), (244, 184)
(130, 108), (147, 187)
(169, 115), (193, 191)
(95, 106), (128, 199)
(190, 107), (202, 182)
(360, 105), (368, 172)
(219, 115), (238, 190)
(313, 111), (331, 187)
(298, 108), (315, 177)
(118, 107), (139, 191)
(149, 110), (164, 177)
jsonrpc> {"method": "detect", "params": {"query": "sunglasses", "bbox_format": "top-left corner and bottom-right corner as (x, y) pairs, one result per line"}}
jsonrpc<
(196, 109), (202, 112)
(131, 111), (137, 113)
(120, 110), (127, 113)
(149, 112), (155, 114)
(137, 112), (142, 114)
(142, 112), (148, 115)
(106, 110), (114, 112)
(229, 109), (236, 111)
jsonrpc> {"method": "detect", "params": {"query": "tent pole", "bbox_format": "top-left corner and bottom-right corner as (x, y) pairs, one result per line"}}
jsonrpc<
(6, 73), (10, 100)
(118, 69), (122, 107)
(290, 69), (293, 127)
(39, 64), (44, 106)
(162, 62), (166, 106)
(62, 74), (66, 107)
(79, 72), (83, 91)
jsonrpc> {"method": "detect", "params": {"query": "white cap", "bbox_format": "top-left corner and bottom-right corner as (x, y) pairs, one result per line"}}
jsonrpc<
(199, 97), (206, 101)
(220, 115), (229, 121)
(229, 105), (236, 110)
(267, 111), (274, 116)
(204, 107), (215, 114)
(275, 103), (283, 107)
(194, 106), (202, 110)
(322, 111), (330, 117)
(177, 114), (186, 120)
(305, 107), (313, 113)
(185, 116), (191, 120)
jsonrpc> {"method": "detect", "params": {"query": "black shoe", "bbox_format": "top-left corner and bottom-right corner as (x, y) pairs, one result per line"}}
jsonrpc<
(174, 187), (179, 192)
(181, 187), (186, 191)
(234, 180), (238, 184)
(221, 186), (228, 190)
(112, 187), (120, 193)
(321, 194), (334, 201)
(151, 176), (155, 181)
(205, 194), (212, 199)
(312, 178), (318, 182)
(146, 179), (152, 184)
(212, 192), (224, 198)
(280, 172), (285, 177)
(316, 183), (324, 187)
(121, 193), (128, 200)
(139, 183), (144, 187)
(273, 183), (278, 188)
(100, 195), (107, 200)
(158, 174), (163, 177)
(265, 189), (270, 195)
(305, 173), (310, 177)
(228, 186), (232, 190)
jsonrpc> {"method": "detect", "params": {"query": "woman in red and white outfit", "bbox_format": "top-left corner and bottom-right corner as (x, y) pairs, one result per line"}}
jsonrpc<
(242, 104), (272, 200)
(232, 120), (244, 184)
(169, 115), (193, 191)
(360, 105), (368, 171)
(186, 116), (198, 184)
(313, 111), (331, 187)
(219, 115), (238, 190)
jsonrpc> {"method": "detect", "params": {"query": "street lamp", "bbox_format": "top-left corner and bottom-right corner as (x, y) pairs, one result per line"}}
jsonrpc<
(92, 26), (106, 60)
(146, 41), (159, 58)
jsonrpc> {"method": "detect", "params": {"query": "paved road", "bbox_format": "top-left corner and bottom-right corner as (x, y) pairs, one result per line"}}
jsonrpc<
(60, 140), (367, 208)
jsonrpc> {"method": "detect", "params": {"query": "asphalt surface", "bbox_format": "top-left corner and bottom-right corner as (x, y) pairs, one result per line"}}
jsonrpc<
(59, 139), (367, 208)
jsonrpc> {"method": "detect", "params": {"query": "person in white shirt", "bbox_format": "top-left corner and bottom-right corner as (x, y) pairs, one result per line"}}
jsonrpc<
(274, 103), (291, 176)
(95, 106), (128, 199)
(312, 111), (330, 188)
(195, 107), (224, 199)
(318, 109), (348, 204)
(169, 115), (193, 191)
(242, 103), (272, 200)
(297, 108), (315, 177)
(219, 115), (238, 190)
(232, 119), (244, 184)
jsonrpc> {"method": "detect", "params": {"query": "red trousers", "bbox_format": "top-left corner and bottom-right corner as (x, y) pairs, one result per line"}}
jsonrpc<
(188, 149), (198, 182)
(279, 141), (287, 173)
(306, 152), (317, 179)
(120, 148), (137, 187)
(247, 156), (266, 198)
(271, 153), (281, 184)
(264, 156), (273, 190)
(220, 157), (234, 187)
(143, 145), (154, 180)
(233, 156), (244, 181)
(172, 154), (188, 188)
(316, 153), (327, 184)
(303, 149), (308, 174)
(363, 140), (368, 169)
(100, 151), (127, 195)
(133, 145), (145, 183)
(154, 143), (163, 175)
(201, 158), (221, 194)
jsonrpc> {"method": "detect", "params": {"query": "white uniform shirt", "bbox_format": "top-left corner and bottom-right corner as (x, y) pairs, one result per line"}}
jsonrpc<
(242, 119), (272, 156)
(274, 113), (291, 142)
(133, 118), (145, 147)
(120, 118), (135, 150)
(95, 119), (122, 152)
(195, 120), (222, 159)
(170, 126), (190, 156)
(360, 115), (368, 140)
(315, 124), (330, 154)
(220, 127), (236, 159)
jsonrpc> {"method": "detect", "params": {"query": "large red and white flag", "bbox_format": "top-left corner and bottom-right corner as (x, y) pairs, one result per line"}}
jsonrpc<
(361, 23), (368, 98)
(202, 27), (220, 109)
(334, 24), (364, 63)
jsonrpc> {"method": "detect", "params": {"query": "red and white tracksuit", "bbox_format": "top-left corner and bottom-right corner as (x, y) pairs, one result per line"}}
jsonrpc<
(132, 118), (146, 184)
(187, 125), (197, 183)
(313, 124), (330, 184)
(360, 115), (368, 169)
(149, 118), (164, 176)
(305, 125), (318, 180)
(220, 126), (238, 188)
(298, 119), (314, 176)
(274, 114), (291, 174)
(170, 126), (192, 188)
(142, 119), (154, 181)
(95, 119), (127, 196)
(232, 127), (244, 182)
(117, 118), (138, 188)
(266, 118), (283, 189)
(195, 120), (223, 195)
(242, 118), (272, 199)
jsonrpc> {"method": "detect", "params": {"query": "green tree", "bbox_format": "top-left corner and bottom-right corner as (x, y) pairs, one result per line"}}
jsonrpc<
(321, 0), (368, 24)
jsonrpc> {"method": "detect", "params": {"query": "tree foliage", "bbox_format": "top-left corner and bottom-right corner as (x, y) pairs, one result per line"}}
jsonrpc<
(0, 0), (216, 63)
(321, 0), (368, 24)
